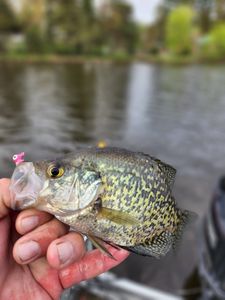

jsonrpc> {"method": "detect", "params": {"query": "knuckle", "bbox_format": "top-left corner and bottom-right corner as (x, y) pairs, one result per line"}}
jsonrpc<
(0, 178), (9, 187)
(78, 262), (89, 281)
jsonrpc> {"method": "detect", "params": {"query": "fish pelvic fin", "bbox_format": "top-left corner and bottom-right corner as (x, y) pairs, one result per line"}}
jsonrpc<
(88, 235), (116, 260)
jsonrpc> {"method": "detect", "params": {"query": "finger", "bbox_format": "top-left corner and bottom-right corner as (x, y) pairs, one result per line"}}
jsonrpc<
(59, 246), (130, 289)
(16, 209), (53, 234)
(13, 218), (68, 264)
(47, 232), (86, 269)
(29, 257), (63, 300)
(0, 178), (11, 218)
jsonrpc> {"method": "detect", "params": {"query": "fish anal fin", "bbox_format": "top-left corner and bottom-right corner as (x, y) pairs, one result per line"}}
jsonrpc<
(97, 207), (139, 226)
(124, 231), (173, 258)
(88, 235), (116, 260)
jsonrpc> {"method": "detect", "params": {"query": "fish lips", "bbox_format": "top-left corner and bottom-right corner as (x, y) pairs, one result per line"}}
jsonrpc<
(10, 162), (44, 210)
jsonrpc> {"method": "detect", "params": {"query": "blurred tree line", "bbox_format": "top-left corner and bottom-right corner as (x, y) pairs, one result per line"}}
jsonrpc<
(1, 0), (225, 61)
(0, 0), (138, 57)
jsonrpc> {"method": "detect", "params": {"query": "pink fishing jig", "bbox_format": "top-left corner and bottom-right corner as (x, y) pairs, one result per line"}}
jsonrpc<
(13, 152), (25, 166)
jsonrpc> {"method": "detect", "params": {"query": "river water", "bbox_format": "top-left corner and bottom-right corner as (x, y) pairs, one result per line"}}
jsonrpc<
(1, 61), (225, 294)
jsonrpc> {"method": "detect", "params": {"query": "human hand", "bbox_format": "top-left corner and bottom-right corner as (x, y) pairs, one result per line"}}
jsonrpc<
(0, 179), (129, 300)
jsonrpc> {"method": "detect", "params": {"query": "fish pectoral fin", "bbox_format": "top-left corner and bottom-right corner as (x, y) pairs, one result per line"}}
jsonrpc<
(98, 207), (139, 226)
(88, 235), (116, 260)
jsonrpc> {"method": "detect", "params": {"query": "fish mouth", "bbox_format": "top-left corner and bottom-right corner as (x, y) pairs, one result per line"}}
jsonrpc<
(10, 162), (44, 210)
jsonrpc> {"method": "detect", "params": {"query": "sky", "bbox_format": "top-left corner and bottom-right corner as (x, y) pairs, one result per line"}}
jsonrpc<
(10, 0), (162, 24)
(95, 0), (163, 24)
(126, 0), (162, 24)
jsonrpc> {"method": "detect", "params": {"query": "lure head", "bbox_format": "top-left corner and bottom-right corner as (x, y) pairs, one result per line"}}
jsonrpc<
(13, 152), (25, 166)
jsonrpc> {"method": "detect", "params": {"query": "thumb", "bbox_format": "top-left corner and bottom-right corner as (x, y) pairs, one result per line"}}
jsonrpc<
(0, 179), (13, 264)
(0, 178), (11, 218)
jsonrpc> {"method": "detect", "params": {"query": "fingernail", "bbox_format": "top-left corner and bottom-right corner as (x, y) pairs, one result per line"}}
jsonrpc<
(21, 216), (39, 232)
(17, 241), (41, 262)
(56, 242), (74, 265)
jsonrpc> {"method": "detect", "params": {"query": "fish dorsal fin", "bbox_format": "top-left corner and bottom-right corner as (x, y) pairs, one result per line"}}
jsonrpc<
(98, 207), (139, 226)
(154, 158), (176, 188)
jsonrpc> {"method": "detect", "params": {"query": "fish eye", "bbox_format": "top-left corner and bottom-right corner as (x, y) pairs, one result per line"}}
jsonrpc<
(47, 164), (64, 179)
(13, 155), (18, 160)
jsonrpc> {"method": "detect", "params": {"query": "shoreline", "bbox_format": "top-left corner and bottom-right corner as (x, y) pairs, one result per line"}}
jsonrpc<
(0, 53), (223, 65)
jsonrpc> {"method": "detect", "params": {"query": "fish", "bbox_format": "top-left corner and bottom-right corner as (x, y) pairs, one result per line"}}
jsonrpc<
(10, 147), (194, 259)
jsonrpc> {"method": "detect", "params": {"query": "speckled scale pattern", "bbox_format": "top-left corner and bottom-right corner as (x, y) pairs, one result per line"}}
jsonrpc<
(34, 147), (186, 258)
(64, 148), (182, 255)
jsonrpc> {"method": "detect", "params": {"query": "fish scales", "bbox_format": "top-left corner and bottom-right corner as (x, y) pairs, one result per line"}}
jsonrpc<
(67, 148), (178, 246)
(10, 147), (193, 258)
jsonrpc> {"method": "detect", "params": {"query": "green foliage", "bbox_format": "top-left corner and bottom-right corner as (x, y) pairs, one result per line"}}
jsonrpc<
(211, 24), (225, 58)
(3, 0), (225, 63)
(45, 0), (139, 56)
(46, 0), (81, 46)
(0, 0), (18, 32)
(215, 0), (225, 22)
(25, 26), (46, 53)
(98, 0), (139, 55)
(0, 0), (20, 52)
(199, 24), (225, 60)
(45, 0), (100, 55)
(166, 5), (194, 55)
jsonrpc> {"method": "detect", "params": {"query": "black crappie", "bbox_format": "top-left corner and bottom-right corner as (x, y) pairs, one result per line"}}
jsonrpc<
(10, 147), (193, 258)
